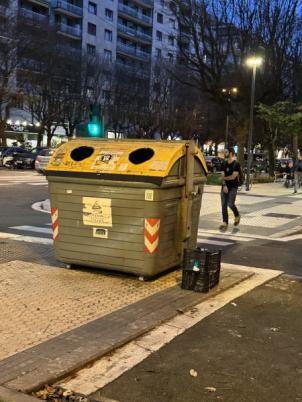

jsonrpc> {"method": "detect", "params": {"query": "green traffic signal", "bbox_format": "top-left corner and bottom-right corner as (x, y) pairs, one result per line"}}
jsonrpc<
(88, 122), (101, 137)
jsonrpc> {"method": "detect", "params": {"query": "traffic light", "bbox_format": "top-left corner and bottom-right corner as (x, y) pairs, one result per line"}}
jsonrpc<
(75, 104), (104, 138)
(88, 104), (102, 137)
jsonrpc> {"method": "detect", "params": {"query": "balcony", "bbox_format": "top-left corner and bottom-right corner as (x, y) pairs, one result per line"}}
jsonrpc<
(19, 8), (49, 24)
(132, 0), (153, 8)
(55, 1), (83, 18)
(118, 4), (152, 26)
(117, 23), (152, 44)
(116, 61), (150, 79)
(117, 42), (150, 61)
(25, 0), (50, 7)
(56, 23), (81, 39)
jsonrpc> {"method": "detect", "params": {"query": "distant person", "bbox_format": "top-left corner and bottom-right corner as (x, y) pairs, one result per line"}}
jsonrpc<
(285, 161), (295, 187)
(294, 152), (302, 194)
(219, 147), (241, 231)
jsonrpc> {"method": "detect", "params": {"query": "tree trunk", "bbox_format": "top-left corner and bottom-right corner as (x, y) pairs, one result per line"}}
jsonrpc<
(37, 128), (44, 147)
(47, 125), (52, 147)
(293, 132), (298, 160)
(236, 118), (249, 167)
(0, 120), (7, 146)
(268, 137), (276, 177)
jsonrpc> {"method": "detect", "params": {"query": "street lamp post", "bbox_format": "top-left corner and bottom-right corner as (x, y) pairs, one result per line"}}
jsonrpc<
(222, 87), (238, 148)
(245, 57), (263, 191)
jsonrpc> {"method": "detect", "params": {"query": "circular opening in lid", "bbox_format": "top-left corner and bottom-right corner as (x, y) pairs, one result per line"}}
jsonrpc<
(129, 148), (154, 165)
(70, 146), (94, 162)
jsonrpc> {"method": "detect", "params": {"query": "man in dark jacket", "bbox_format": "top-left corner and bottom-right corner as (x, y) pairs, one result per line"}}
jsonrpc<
(219, 147), (241, 231)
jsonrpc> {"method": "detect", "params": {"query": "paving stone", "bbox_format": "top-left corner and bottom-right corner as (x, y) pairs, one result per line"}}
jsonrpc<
(0, 264), (252, 393)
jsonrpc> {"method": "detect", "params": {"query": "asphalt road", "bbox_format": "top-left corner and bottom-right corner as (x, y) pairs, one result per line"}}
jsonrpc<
(97, 275), (302, 402)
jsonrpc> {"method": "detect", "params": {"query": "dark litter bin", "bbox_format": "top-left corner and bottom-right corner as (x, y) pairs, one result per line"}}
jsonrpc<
(181, 248), (222, 293)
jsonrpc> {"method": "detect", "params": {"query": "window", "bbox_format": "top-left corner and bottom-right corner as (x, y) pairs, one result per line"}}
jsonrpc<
(104, 49), (112, 62)
(156, 48), (161, 58)
(168, 35), (174, 46)
(87, 44), (96, 55)
(169, 18), (175, 29)
(157, 13), (163, 23)
(105, 8), (113, 21)
(168, 52), (173, 62)
(104, 29), (112, 42)
(87, 87), (94, 98)
(156, 30), (162, 41)
(88, 22), (96, 36)
(88, 1), (97, 15)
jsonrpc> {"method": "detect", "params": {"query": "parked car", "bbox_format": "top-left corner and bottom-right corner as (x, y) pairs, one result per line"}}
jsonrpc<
(2, 147), (27, 168)
(204, 156), (224, 172)
(11, 147), (48, 169)
(0, 146), (9, 166)
(35, 148), (54, 173)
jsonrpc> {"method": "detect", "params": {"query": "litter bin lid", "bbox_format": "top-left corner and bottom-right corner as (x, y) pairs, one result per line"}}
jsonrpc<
(47, 139), (207, 178)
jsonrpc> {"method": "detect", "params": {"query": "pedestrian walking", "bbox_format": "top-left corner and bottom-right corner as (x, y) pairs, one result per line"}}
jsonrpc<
(293, 151), (302, 194)
(219, 147), (241, 231)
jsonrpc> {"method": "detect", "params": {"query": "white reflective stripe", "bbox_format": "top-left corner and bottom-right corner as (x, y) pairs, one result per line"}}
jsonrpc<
(53, 226), (59, 239)
(13, 236), (53, 245)
(9, 225), (53, 234)
(51, 209), (58, 223)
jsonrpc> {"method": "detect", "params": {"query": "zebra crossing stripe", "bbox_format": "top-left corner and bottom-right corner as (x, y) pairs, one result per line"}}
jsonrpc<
(51, 208), (59, 241)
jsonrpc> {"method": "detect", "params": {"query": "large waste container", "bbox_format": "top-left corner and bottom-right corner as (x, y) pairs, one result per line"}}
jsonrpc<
(46, 139), (207, 278)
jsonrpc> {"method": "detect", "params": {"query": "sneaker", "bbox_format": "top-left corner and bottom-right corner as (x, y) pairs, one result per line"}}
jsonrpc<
(293, 190), (298, 194)
(219, 223), (228, 232)
(234, 216), (241, 226)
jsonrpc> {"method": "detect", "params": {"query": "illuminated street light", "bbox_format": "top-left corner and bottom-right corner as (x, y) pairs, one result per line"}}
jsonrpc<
(245, 56), (263, 191)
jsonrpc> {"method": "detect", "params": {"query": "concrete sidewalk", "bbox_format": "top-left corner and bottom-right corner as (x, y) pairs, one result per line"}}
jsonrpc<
(200, 183), (302, 238)
(0, 260), (254, 394)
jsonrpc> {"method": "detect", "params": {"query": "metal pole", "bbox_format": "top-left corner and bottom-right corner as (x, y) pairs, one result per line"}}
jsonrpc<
(225, 113), (229, 148)
(246, 65), (257, 191)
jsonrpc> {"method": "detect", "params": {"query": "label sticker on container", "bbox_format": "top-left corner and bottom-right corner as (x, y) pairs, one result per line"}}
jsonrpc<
(82, 197), (112, 227)
(93, 151), (123, 171)
(145, 190), (154, 201)
(150, 161), (169, 171)
(93, 227), (108, 239)
(118, 163), (128, 172)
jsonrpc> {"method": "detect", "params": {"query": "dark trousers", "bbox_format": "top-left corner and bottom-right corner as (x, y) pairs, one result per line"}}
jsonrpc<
(221, 187), (240, 224)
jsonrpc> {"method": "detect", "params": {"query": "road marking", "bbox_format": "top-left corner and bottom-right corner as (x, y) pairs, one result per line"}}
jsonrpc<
(0, 232), (52, 245)
(200, 228), (302, 242)
(28, 183), (48, 186)
(9, 225), (53, 234)
(12, 235), (52, 245)
(197, 237), (234, 247)
(198, 232), (252, 242)
(59, 265), (282, 395)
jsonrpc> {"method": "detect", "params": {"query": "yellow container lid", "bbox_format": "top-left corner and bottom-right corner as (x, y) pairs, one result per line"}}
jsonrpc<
(47, 139), (207, 177)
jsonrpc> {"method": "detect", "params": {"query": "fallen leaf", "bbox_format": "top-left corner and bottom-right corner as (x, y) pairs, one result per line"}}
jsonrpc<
(270, 327), (280, 332)
(190, 369), (198, 377)
(231, 302), (237, 307)
(205, 386), (217, 392)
